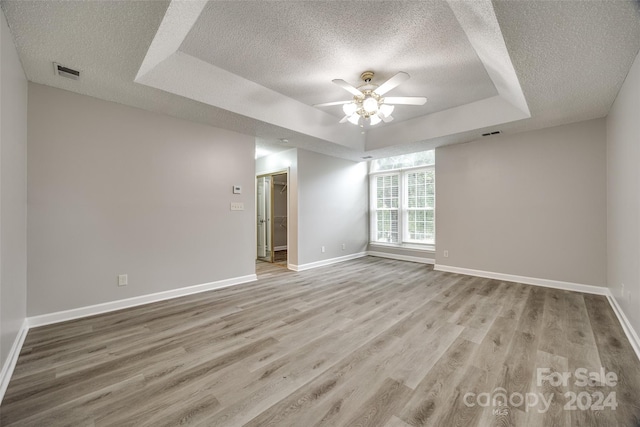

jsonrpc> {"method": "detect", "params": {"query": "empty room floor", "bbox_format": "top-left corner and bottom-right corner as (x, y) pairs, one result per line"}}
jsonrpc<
(1, 257), (639, 426)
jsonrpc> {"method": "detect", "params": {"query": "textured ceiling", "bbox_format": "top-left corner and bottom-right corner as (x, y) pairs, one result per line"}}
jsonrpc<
(1, 0), (639, 162)
(493, 0), (640, 130)
(180, 1), (497, 121)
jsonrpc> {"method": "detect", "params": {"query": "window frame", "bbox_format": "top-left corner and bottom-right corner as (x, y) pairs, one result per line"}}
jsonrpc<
(369, 163), (435, 250)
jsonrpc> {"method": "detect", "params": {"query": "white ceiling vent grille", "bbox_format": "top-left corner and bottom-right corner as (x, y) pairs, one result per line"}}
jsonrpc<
(53, 62), (80, 80)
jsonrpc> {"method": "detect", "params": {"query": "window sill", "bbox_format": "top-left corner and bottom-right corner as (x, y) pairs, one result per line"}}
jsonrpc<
(369, 242), (435, 252)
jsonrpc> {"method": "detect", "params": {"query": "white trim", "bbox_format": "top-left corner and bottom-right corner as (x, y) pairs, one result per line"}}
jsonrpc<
(368, 242), (435, 252)
(28, 274), (257, 328)
(432, 264), (639, 361)
(274, 246), (287, 252)
(606, 292), (640, 363)
(434, 264), (608, 295)
(368, 251), (434, 265)
(0, 319), (29, 404)
(289, 252), (367, 272)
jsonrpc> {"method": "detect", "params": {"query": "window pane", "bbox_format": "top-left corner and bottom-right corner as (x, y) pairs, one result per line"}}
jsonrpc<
(370, 150), (435, 172)
(404, 169), (435, 244)
(407, 208), (434, 244)
(374, 210), (399, 243)
(375, 174), (399, 210)
(406, 171), (431, 209)
(426, 196), (435, 208)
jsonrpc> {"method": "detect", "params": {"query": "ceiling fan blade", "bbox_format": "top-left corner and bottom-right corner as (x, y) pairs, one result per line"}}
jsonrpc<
(373, 72), (410, 96)
(332, 79), (363, 97)
(339, 115), (350, 123)
(313, 100), (351, 107)
(380, 114), (394, 123)
(383, 96), (427, 106)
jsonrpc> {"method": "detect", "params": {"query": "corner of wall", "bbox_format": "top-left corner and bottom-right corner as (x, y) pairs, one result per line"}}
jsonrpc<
(605, 46), (640, 353)
(0, 7), (28, 404)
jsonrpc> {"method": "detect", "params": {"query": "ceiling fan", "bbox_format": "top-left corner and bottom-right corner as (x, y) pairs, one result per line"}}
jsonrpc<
(314, 71), (427, 126)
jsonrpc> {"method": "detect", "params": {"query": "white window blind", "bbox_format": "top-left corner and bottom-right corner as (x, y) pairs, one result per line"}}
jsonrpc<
(404, 169), (435, 243)
(374, 174), (399, 243)
(370, 150), (435, 247)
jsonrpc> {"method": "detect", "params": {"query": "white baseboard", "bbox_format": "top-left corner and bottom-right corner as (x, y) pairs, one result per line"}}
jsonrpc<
(274, 246), (287, 252)
(367, 250), (434, 265)
(434, 264), (608, 295)
(432, 264), (639, 361)
(289, 252), (367, 272)
(606, 292), (640, 363)
(0, 319), (29, 404)
(4, 260), (639, 406)
(28, 274), (257, 328)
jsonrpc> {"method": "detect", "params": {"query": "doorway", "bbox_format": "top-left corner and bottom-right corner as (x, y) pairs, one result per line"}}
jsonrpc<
(256, 171), (288, 266)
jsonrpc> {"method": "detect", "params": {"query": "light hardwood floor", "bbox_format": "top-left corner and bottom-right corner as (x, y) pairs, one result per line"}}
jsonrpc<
(2, 257), (639, 426)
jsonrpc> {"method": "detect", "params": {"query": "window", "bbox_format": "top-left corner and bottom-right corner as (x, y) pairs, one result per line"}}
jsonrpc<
(370, 150), (435, 247)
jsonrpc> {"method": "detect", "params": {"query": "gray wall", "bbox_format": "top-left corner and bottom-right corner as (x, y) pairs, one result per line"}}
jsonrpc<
(27, 84), (255, 316)
(256, 148), (368, 268)
(297, 149), (368, 266)
(607, 49), (640, 335)
(0, 11), (28, 372)
(436, 118), (607, 287)
(256, 148), (298, 266)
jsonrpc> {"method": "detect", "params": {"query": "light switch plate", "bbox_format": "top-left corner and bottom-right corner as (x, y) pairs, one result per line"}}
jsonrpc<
(118, 274), (128, 286)
(231, 202), (244, 211)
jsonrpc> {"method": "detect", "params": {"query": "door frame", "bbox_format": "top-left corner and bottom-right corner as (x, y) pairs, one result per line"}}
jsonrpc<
(256, 168), (289, 263)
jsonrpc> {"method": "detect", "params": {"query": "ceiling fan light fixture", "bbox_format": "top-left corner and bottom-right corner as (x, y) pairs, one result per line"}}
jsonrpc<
(362, 97), (379, 114)
(379, 104), (395, 118)
(343, 102), (357, 116)
(315, 71), (425, 127)
(347, 114), (360, 125)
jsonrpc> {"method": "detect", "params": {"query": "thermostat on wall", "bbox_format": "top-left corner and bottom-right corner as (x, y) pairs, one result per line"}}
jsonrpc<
(233, 185), (242, 194)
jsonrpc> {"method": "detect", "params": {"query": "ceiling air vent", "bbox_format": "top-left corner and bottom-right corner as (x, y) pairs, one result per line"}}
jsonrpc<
(481, 130), (502, 137)
(53, 62), (80, 80)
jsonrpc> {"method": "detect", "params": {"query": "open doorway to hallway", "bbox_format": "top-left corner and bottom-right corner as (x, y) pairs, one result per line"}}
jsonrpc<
(256, 171), (288, 271)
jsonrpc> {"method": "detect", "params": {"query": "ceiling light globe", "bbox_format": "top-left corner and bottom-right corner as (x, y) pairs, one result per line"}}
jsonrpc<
(347, 114), (360, 125)
(342, 102), (357, 116)
(363, 97), (378, 114)
(379, 104), (395, 118)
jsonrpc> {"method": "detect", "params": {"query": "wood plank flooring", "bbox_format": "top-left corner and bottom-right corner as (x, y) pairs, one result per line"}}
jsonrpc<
(2, 257), (639, 426)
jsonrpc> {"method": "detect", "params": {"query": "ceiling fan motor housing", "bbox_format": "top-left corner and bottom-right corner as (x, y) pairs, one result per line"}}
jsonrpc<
(360, 71), (375, 83)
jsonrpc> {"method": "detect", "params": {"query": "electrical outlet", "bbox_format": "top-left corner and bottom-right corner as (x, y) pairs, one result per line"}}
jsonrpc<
(118, 274), (128, 287)
(443, 250), (449, 258)
(342, 243), (346, 250)
(321, 246), (325, 253)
